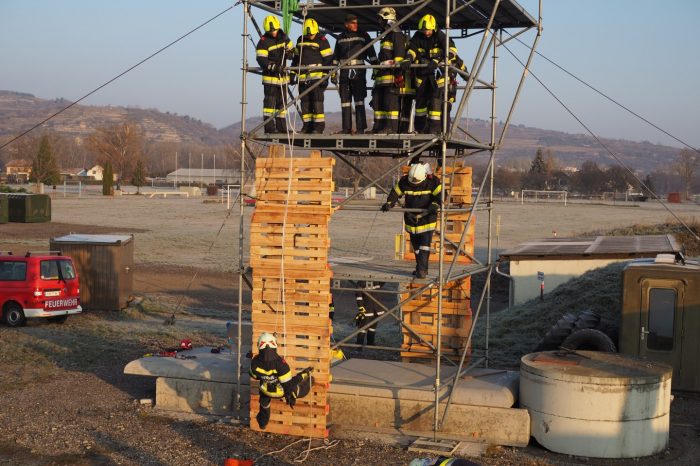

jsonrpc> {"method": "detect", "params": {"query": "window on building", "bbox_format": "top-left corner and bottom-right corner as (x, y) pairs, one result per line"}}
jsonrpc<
(647, 288), (676, 351)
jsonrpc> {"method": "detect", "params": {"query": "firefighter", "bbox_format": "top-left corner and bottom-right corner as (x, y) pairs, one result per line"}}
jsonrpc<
(291, 18), (333, 134)
(408, 14), (465, 134)
(381, 163), (443, 278)
(249, 332), (313, 429)
(354, 281), (385, 347)
(370, 7), (411, 134)
(331, 14), (379, 134)
(255, 15), (294, 134)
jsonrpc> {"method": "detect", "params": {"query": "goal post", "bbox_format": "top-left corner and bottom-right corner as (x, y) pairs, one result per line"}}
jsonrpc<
(521, 189), (567, 206)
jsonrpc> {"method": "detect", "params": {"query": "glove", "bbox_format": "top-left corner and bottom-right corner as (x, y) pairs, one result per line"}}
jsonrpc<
(399, 60), (411, 72)
(371, 68), (378, 80)
(428, 60), (439, 72)
(265, 63), (279, 74)
(320, 77), (329, 90)
(406, 213), (418, 223)
(428, 203), (439, 214)
(285, 390), (296, 408)
(330, 72), (338, 85)
(394, 74), (405, 88)
(380, 202), (392, 212)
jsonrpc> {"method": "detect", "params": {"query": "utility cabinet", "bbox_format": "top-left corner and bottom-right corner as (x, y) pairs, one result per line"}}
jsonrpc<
(50, 234), (134, 311)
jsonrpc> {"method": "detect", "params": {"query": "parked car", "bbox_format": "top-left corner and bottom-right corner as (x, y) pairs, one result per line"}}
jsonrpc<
(0, 252), (82, 327)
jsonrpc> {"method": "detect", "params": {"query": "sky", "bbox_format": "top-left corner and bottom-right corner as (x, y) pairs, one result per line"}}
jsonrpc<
(1, 0), (699, 149)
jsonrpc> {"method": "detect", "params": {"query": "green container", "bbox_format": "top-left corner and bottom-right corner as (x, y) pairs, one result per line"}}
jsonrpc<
(6, 193), (51, 223)
(0, 195), (8, 224)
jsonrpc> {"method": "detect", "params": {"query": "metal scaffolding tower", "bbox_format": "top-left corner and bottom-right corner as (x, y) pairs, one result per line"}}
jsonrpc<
(236, 0), (542, 434)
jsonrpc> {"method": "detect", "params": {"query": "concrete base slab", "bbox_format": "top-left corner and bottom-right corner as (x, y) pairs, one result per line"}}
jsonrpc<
(124, 350), (530, 447)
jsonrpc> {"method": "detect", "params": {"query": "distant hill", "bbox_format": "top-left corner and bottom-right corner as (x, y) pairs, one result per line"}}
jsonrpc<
(1, 90), (680, 172)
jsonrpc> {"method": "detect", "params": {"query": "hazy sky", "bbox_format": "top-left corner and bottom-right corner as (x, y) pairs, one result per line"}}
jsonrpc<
(2, 1), (699, 148)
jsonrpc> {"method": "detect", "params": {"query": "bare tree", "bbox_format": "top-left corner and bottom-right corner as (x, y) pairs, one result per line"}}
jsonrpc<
(88, 121), (144, 188)
(674, 148), (700, 200)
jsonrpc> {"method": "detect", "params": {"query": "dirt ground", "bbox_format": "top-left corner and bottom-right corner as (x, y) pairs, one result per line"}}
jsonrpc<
(1, 195), (699, 465)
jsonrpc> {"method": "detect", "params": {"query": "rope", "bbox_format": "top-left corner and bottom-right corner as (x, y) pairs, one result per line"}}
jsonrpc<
(255, 437), (340, 463)
(0, 6), (233, 151)
(500, 41), (700, 242)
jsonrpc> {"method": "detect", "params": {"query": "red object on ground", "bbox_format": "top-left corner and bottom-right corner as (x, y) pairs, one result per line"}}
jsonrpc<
(667, 192), (682, 203)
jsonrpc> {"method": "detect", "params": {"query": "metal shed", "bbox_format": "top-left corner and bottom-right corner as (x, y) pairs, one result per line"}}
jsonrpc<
(50, 234), (134, 311)
(499, 235), (681, 307)
(1, 193), (51, 222)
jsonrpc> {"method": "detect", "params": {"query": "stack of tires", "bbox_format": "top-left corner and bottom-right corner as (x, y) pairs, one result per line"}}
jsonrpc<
(534, 310), (618, 353)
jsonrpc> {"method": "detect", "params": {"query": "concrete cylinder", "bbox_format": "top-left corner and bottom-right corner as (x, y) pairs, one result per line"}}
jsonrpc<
(520, 351), (672, 458)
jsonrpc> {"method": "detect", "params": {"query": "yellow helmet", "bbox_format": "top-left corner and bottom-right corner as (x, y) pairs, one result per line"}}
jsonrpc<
(304, 18), (319, 36)
(264, 15), (280, 33)
(378, 7), (397, 22)
(418, 14), (437, 31)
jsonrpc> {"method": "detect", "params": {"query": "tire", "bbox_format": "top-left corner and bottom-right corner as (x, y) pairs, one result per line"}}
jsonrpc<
(3, 303), (27, 327)
(534, 312), (577, 351)
(573, 309), (601, 331)
(561, 328), (617, 352)
(48, 315), (68, 324)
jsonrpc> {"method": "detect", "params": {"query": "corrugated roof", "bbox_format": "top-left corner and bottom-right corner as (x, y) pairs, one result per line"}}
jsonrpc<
(251, 0), (537, 34)
(499, 235), (681, 260)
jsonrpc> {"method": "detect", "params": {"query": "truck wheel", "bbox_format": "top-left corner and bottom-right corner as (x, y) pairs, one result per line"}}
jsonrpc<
(574, 309), (601, 331)
(561, 328), (617, 352)
(3, 303), (27, 327)
(534, 312), (577, 351)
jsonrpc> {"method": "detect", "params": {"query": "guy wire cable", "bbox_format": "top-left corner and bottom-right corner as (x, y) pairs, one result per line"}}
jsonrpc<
(500, 40), (700, 242)
(504, 30), (699, 155)
(1, 6), (233, 151)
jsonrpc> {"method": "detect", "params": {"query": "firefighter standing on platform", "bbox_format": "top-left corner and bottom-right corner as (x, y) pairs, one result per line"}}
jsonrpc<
(249, 333), (312, 429)
(354, 281), (386, 348)
(381, 163), (443, 278)
(408, 14), (465, 134)
(255, 15), (294, 134)
(291, 18), (333, 134)
(370, 7), (411, 134)
(331, 14), (379, 134)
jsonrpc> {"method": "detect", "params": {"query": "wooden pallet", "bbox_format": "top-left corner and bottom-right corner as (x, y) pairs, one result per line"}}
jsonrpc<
(249, 145), (334, 438)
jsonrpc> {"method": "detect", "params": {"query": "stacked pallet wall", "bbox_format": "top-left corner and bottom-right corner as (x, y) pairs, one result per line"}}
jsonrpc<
(249, 146), (334, 437)
(401, 164), (474, 363)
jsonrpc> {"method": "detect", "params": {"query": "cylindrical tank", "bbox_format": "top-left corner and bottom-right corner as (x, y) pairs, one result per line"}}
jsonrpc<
(520, 351), (672, 458)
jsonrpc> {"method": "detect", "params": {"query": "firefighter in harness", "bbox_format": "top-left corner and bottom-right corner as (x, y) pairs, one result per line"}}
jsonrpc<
(354, 281), (386, 348)
(255, 15), (294, 134)
(249, 332), (313, 429)
(407, 14), (466, 134)
(381, 163), (443, 278)
(331, 13), (379, 134)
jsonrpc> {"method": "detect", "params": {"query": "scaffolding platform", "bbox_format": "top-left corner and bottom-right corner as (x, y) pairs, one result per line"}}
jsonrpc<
(328, 257), (488, 283)
(247, 132), (491, 156)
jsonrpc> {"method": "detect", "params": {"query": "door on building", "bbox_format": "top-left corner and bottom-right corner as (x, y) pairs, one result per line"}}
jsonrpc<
(639, 279), (684, 387)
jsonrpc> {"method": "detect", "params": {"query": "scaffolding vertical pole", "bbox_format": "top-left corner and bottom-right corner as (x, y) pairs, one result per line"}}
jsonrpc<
(485, 31), (499, 367)
(235, 0), (250, 417)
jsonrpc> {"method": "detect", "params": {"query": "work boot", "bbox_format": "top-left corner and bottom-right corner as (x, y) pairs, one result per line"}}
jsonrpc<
(311, 122), (325, 134)
(414, 116), (427, 134)
(341, 105), (353, 133)
(256, 409), (270, 429)
(275, 118), (287, 133)
(264, 120), (276, 134)
(355, 104), (367, 132)
(301, 123), (313, 134)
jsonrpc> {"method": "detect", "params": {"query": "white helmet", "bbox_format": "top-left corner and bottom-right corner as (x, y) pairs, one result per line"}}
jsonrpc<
(408, 163), (427, 184)
(258, 332), (278, 350)
(378, 7), (397, 22)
